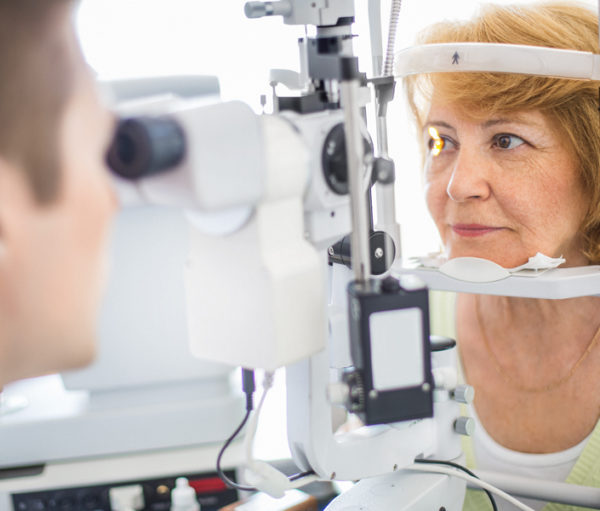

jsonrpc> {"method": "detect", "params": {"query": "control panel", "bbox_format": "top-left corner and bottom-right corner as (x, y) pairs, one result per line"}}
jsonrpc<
(11, 470), (238, 511)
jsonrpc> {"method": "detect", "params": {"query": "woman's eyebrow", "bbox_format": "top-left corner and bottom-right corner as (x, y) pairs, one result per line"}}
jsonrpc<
(423, 120), (455, 133)
(481, 117), (543, 129)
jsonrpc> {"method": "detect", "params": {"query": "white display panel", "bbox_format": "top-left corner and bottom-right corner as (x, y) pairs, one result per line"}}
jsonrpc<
(370, 307), (424, 390)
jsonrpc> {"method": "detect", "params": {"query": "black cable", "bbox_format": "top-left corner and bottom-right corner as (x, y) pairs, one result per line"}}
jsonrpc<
(217, 368), (258, 492)
(216, 408), (257, 492)
(414, 458), (498, 511)
(289, 470), (316, 482)
(217, 369), (316, 493)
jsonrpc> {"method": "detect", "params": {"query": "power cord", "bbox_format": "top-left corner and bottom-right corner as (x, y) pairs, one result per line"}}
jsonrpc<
(414, 458), (497, 511)
(216, 368), (318, 494)
(409, 462), (535, 511)
(216, 368), (257, 492)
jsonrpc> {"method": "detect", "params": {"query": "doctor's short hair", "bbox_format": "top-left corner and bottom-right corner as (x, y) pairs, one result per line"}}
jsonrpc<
(404, 1), (600, 263)
(0, 0), (76, 204)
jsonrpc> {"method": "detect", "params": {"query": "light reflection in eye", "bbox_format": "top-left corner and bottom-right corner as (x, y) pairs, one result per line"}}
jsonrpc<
(428, 126), (444, 156)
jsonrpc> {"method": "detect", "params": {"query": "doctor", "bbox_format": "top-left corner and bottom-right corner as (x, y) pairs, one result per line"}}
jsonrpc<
(0, 0), (117, 387)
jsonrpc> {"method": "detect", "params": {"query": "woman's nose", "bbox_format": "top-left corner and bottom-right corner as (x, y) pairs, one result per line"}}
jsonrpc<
(446, 147), (491, 202)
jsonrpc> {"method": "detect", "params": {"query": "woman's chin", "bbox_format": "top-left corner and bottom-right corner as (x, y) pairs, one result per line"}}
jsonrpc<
(445, 248), (528, 269)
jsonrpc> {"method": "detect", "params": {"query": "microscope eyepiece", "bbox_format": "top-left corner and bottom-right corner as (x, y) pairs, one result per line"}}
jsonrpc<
(107, 116), (186, 180)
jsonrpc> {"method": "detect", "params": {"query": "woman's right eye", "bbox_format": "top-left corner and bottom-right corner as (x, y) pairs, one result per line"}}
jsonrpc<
(427, 127), (455, 156)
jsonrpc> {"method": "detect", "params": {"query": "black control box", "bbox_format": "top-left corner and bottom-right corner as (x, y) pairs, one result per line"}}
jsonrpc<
(346, 277), (434, 425)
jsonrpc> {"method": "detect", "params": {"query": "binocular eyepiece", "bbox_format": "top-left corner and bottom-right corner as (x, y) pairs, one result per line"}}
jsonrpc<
(107, 116), (186, 180)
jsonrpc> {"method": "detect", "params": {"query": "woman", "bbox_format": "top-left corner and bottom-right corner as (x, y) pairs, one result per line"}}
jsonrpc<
(405, 2), (600, 509)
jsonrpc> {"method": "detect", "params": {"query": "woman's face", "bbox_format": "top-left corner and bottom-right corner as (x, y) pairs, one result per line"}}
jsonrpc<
(423, 101), (589, 268)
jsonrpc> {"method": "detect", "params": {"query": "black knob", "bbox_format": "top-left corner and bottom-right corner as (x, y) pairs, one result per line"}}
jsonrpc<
(381, 276), (400, 293)
(107, 116), (186, 179)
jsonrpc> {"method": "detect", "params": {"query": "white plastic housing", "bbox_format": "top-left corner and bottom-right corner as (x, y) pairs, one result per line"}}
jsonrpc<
(280, 0), (354, 26)
(128, 100), (265, 211)
(395, 43), (600, 80)
(185, 115), (327, 370)
(282, 110), (352, 249)
(395, 265), (600, 299)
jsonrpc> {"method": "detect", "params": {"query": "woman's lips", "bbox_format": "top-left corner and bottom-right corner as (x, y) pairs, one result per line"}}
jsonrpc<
(451, 224), (504, 237)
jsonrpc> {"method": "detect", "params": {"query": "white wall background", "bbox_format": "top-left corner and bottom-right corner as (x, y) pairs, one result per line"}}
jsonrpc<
(76, 0), (598, 460)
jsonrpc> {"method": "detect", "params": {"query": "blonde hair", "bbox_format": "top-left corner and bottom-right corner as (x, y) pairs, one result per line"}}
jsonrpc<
(404, 2), (600, 263)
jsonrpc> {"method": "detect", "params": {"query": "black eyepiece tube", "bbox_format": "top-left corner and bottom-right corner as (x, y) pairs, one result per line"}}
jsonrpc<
(106, 116), (186, 180)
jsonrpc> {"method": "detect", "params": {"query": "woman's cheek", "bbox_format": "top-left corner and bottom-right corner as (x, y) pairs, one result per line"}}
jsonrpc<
(424, 174), (446, 220)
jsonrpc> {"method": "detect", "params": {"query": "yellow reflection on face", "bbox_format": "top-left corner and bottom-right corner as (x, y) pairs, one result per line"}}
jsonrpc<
(428, 126), (444, 156)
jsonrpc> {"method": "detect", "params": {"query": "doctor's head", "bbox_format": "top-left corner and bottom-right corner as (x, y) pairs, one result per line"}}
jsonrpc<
(0, 1), (117, 386)
(405, 2), (600, 268)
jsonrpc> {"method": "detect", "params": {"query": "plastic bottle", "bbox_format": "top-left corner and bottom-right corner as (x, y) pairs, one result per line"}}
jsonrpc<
(170, 477), (200, 511)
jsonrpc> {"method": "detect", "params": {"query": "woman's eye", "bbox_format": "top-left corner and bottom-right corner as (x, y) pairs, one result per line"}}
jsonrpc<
(493, 134), (525, 150)
(427, 136), (444, 154)
(427, 126), (455, 156)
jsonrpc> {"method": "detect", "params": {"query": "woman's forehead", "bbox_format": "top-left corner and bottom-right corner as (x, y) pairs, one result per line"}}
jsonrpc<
(425, 102), (551, 130)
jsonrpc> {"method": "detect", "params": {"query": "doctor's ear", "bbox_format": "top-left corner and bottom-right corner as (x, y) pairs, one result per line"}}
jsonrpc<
(0, 156), (38, 262)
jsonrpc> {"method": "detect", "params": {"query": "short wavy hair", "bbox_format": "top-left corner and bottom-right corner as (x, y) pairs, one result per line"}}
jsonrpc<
(404, 2), (600, 263)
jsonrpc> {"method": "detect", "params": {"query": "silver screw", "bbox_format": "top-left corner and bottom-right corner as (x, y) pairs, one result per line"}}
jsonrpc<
(369, 389), (378, 399)
(328, 246), (335, 256)
(374, 247), (384, 259)
(422, 382), (431, 392)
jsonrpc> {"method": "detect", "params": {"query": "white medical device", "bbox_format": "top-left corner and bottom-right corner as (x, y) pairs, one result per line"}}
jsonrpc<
(102, 0), (600, 509)
(103, 0), (472, 505)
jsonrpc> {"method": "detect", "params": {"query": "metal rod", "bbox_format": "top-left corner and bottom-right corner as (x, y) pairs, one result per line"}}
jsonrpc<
(341, 80), (371, 282)
(368, 0), (384, 77)
(374, 113), (401, 267)
(375, 116), (389, 157)
(474, 470), (600, 508)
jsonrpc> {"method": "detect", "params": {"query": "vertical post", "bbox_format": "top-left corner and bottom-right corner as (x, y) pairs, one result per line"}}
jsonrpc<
(341, 80), (371, 282)
(368, 0), (384, 78)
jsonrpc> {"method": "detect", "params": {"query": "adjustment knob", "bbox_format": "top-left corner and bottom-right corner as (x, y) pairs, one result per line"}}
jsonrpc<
(244, 1), (292, 18)
(454, 416), (475, 437)
(452, 384), (475, 404)
(244, 2), (268, 17)
(381, 276), (400, 293)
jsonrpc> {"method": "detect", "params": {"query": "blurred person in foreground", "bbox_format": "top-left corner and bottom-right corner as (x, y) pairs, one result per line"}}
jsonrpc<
(0, 1), (117, 387)
(405, 2), (600, 509)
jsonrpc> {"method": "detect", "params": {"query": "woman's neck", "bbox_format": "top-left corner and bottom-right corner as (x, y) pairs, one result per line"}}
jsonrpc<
(481, 294), (600, 334)
(470, 294), (600, 387)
